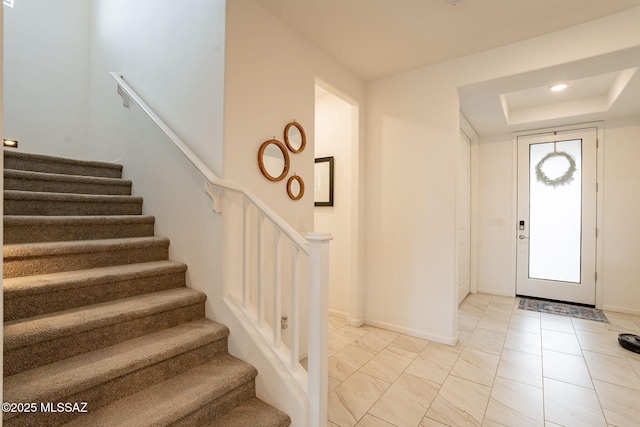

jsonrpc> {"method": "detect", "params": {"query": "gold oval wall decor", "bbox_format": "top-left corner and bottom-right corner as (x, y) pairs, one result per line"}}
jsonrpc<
(258, 139), (290, 182)
(284, 121), (306, 154)
(287, 175), (305, 200)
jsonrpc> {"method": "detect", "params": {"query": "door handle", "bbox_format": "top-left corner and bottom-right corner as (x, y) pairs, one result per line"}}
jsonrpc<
(519, 234), (529, 240)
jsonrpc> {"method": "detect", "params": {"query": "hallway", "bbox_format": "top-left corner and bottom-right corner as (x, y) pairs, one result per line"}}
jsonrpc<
(325, 293), (640, 426)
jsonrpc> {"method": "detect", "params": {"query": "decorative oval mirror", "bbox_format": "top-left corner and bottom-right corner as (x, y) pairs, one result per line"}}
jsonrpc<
(287, 175), (305, 200)
(258, 139), (290, 182)
(284, 121), (306, 154)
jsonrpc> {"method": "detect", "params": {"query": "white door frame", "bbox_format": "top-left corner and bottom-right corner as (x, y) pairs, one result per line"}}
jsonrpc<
(511, 122), (604, 308)
(459, 115), (479, 303)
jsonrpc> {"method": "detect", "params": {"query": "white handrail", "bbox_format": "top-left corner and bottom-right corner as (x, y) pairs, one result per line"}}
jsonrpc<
(111, 72), (328, 427)
(110, 72), (309, 252)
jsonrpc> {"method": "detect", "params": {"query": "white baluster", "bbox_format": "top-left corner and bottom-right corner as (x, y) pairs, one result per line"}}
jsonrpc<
(290, 244), (300, 372)
(273, 228), (282, 347)
(257, 212), (265, 327)
(242, 196), (250, 309)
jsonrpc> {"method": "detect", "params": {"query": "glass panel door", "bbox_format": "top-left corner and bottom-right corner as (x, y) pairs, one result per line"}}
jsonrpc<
(529, 140), (582, 283)
(516, 129), (597, 305)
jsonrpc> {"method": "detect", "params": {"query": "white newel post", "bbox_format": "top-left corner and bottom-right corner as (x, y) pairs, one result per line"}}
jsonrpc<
(306, 233), (332, 427)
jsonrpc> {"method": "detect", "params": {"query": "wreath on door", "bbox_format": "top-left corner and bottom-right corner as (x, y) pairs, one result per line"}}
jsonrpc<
(535, 150), (577, 188)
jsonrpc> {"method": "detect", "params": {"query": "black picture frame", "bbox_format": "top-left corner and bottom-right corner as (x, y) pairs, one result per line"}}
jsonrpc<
(314, 156), (334, 206)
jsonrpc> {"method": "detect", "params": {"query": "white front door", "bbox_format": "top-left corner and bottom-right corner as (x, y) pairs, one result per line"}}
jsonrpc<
(516, 128), (597, 305)
(458, 130), (471, 304)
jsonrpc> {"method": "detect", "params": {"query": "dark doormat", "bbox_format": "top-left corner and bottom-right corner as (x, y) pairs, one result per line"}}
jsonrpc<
(518, 297), (609, 323)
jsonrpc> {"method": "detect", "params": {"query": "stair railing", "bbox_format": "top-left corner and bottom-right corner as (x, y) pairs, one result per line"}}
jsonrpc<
(111, 72), (329, 427)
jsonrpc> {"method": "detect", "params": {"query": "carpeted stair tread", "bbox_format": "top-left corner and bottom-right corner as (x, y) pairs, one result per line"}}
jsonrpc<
(4, 261), (187, 320)
(4, 150), (123, 178)
(4, 190), (143, 216)
(3, 319), (229, 405)
(3, 236), (170, 278)
(3, 215), (156, 244)
(4, 288), (206, 350)
(4, 169), (132, 195)
(206, 397), (291, 427)
(60, 355), (258, 427)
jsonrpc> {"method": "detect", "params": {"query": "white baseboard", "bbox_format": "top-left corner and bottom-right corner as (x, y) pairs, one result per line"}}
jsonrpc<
(601, 305), (640, 316)
(363, 318), (458, 346)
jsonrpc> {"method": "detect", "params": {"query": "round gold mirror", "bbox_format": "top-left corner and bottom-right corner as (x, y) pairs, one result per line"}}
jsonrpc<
(287, 175), (305, 200)
(258, 139), (290, 182)
(284, 121), (306, 154)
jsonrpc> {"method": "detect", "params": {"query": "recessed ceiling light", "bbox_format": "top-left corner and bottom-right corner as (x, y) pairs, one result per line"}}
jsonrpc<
(549, 82), (569, 92)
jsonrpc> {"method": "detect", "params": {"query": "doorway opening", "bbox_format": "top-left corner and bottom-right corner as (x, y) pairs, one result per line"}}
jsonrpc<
(314, 81), (362, 325)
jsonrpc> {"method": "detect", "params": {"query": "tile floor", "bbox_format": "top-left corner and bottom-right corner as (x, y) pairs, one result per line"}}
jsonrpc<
(325, 293), (640, 426)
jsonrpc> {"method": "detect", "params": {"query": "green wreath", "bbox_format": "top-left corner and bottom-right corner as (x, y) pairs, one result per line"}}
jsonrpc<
(535, 151), (577, 187)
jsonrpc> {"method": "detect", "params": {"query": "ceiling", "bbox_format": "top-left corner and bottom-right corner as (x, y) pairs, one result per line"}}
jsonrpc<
(255, 0), (640, 135)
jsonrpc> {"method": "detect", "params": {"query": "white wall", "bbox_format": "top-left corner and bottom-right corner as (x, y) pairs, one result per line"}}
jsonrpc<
(315, 91), (353, 317)
(365, 7), (640, 343)
(88, 0), (225, 174)
(475, 134), (514, 296)
(601, 117), (640, 313)
(3, 0), (90, 158)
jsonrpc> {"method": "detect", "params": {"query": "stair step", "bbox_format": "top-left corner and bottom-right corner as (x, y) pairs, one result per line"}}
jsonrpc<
(4, 261), (187, 321)
(4, 190), (143, 216)
(206, 397), (291, 427)
(3, 215), (156, 244)
(4, 288), (206, 376)
(3, 319), (229, 427)
(4, 169), (132, 195)
(4, 150), (123, 178)
(3, 236), (169, 278)
(58, 355), (258, 427)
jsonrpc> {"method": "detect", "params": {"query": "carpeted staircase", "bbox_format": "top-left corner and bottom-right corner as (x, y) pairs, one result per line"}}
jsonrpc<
(3, 150), (291, 427)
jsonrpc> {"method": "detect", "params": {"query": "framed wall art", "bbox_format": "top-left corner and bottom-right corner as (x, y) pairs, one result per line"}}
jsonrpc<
(314, 156), (334, 206)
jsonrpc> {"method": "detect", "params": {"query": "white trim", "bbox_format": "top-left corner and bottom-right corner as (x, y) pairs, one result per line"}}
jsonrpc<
(3, 0), (14, 8)
(364, 318), (458, 346)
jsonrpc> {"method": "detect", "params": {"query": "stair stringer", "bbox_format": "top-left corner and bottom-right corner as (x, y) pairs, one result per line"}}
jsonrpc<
(211, 296), (309, 427)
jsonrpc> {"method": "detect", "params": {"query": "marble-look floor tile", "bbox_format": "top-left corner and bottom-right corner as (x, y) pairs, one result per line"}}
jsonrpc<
(459, 301), (487, 318)
(508, 313), (541, 333)
(466, 327), (506, 355)
(575, 329), (630, 357)
(541, 313), (575, 333)
(459, 313), (481, 333)
(328, 372), (391, 427)
(425, 375), (491, 427)
(368, 373), (439, 427)
(514, 307), (542, 319)
(483, 304), (514, 319)
(571, 317), (609, 334)
(330, 315), (349, 330)
(330, 326), (369, 353)
(484, 376), (544, 427)
(503, 328), (541, 356)
(405, 342), (462, 384)
(543, 378), (607, 427)
(420, 417), (449, 427)
(449, 348), (500, 387)
(355, 414), (395, 427)
(542, 349), (593, 389)
(329, 344), (376, 381)
(593, 379), (640, 427)
(476, 313), (511, 334)
(392, 334), (429, 354)
(583, 350), (640, 390)
(359, 343), (417, 383)
(329, 376), (341, 393)
(542, 329), (582, 355)
(354, 328), (398, 353)
(496, 348), (542, 388)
